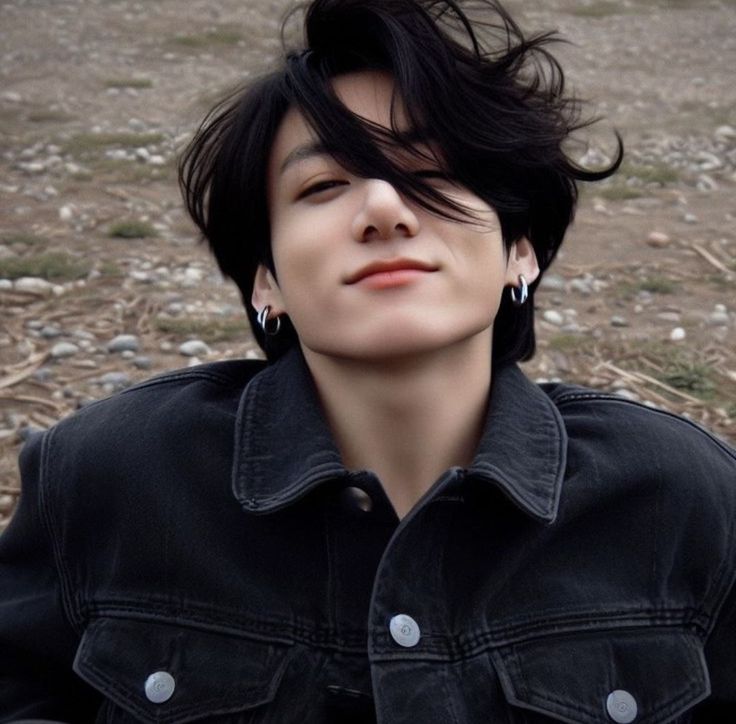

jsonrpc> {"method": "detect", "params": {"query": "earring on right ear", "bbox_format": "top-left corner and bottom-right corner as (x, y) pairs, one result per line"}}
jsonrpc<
(257, 305), (282, 335)
(509, 275), (528, 306)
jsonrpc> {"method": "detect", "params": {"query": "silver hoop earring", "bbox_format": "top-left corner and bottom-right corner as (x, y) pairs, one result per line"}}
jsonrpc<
(257, 305), (281, 336)
(509, 275), (528, 306)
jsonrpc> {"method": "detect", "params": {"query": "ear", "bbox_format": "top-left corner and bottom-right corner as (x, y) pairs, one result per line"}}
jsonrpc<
(505, 237), (540, 287)
(251, 264), (287, 315)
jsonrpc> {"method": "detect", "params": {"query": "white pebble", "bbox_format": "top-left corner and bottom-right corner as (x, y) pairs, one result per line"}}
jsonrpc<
(670, 327), (686, 341)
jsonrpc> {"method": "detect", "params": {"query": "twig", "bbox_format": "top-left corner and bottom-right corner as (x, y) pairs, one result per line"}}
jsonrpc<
(0, 352), (49, 390)
(595, 361), (703, 404)
(692, 243), (734, 276)
(0, 393), (64, 413)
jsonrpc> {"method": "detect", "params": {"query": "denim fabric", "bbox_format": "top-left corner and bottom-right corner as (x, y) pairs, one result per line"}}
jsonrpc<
(1, 347), (735, 723)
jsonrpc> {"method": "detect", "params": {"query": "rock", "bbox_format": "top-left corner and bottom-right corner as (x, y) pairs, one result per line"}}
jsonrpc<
(542, 310), (564, 326)
(50, 342), (79, 358)
(99, 372), (132, 390)
(0, 279), (13, 290)
(613, 388), (639, 402)
(657, 312), (681, 323)
(696, 174), (719, 192)
(107, 334), (140, 353)
(1, 91), (22, 103)
(179, 340), (210, 357)
(59, 204), (74, 221)
(683, 213), (698, 224)
(135, 147), (150, 161)
(148, 155), (166, 166)
(539, 274), (566, 291)
(133, 355), (153, 370)
(646, 231), (671, 248)
(715, 125), (736, 142)
(610, 316), (629, 328)
(669, 327), (686, 342)
(14, 277), (53, 296)
(40, 325), (62, 339)
(708, 306), (730, 326)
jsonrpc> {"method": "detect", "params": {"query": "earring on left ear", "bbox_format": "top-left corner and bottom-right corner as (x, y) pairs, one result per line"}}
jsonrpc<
(257, 305), (282, 335)
(509, 275), (528, 306)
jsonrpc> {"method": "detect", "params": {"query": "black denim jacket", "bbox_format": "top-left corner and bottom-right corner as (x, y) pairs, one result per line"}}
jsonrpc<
(1, 348), (735, 723)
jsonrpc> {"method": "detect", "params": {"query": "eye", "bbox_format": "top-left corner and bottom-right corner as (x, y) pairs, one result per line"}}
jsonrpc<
(297, 179), (348, 200)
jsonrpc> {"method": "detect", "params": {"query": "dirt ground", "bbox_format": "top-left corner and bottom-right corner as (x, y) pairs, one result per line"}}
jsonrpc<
(1, 0), (735, 528)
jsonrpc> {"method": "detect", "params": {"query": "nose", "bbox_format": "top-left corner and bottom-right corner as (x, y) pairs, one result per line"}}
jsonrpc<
(351, 179), (420, 243)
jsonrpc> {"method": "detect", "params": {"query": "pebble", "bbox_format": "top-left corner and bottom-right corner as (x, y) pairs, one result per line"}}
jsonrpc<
(133, 355), (153, 370)
(610, 316), (629, 328)
(0, 279), (13, 290)
(613, 388), (639, 402)
(542, 310), (564, 326)
(657, 312), (681, 323)
(40, 325), (62, 339)
(540, 274), (566, 292)
(99, 372), (132, 390)
(715, 125), (736, 141)
(13, 277), (53, 296)
(683, 213), (698, 224)
(50, 341), (79, 358)
(709, 307), (730, 326)
(696, 174), (719, 192)
(179, 340), (210, 357)
(59, 204), (74, 221)
(670, 327), (686, 342)
(646, 231), (671, 248)
(107, 334), (140, 353)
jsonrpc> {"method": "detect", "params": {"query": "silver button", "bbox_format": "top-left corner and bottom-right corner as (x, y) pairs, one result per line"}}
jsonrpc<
(343, 486), (373, 512)
(389, 614), (421, 647)
(144, 671), (175, 704)
(606, 689), (638, 723)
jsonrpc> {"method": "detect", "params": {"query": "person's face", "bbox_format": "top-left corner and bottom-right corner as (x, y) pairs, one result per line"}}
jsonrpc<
(253, 71), (538, 362)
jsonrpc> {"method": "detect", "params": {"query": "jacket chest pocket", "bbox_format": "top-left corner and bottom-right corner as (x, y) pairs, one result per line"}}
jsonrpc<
(73, 617), (293, 723)
(490, 628), (710, 723)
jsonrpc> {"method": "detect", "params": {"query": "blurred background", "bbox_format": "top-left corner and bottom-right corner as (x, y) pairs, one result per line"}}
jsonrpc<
(1, 0), (735, 528)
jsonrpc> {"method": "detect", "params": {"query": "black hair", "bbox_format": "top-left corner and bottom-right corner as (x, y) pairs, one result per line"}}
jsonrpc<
(179, 0), (622, 364)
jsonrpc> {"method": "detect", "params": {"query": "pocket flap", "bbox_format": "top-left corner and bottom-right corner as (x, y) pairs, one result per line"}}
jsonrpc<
(73, 617), (292, 723)
(491, 628), (710, 723)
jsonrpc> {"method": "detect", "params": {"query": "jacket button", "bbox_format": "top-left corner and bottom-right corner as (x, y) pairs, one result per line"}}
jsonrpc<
(144, 671), (176, 704)
(389, 614), (420, 647)
(606, 689), (638, 723)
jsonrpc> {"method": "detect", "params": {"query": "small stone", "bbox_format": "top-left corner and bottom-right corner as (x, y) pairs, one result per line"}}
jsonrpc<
(51, 342), (79, 358)
(670, 327), (686, 342)
(646, 231), (671, 248)
(1, 91), (22, 103)
(99, 372), (131, 390)
(569, 278), (593, 295)
(135, 147), (150, 161)
(14, 277), (53, 296)
(696, 174), (719, 192)
(107, 334), (140, 353)
(708, 310), (730, 326)
(610, 316), (629, 328)
(715, 125), (736, 141)
(179, 340), (210, 357)
(40, 325), (62, 339)
(0, 279), (13, 290)
(542, 310), (564, 326)
(613, 388), (639, 402)
(657, 312), (681, 323)
(133, 355), (153, 370)
(683, 213), (698, 224)
(539, 274), (566, 291)
(59, 204), (74, 221)
(148, 154), (166, 166)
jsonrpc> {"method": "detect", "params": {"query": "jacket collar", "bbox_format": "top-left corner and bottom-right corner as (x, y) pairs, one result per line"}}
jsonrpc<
(232, 347), (567, 523)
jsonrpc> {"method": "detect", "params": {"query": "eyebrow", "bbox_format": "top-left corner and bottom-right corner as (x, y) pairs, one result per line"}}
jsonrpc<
(279, 141), (330, 174)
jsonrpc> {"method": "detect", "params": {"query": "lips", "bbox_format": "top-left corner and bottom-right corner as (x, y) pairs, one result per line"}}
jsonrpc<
(345, 258), (438, 285)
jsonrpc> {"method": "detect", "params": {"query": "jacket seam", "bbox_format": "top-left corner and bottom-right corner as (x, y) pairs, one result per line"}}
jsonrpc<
(37, 426), (85, 635)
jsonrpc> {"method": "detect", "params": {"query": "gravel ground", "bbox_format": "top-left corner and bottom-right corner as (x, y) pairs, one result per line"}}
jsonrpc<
(1, 0), (735, 527)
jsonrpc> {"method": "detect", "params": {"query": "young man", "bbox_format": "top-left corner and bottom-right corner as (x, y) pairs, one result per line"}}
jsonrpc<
(1, 1), (734, 722)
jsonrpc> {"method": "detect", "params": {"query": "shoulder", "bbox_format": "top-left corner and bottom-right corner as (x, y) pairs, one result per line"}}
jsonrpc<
(30, 358), (268, 498)
(543, 380), (736, 476)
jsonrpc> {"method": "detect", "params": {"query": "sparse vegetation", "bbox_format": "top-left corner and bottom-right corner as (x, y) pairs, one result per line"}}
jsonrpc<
(170, 28), (242, 48)
(0, 252), (90, 281)
(2, 232), (47, 247)
(62, 132), (165, 157)
(620, 276), (677, 297)
(103, 78), (153, 89)
(618, 161), (680, 187)
(107, 221), (158, 239)
(154, 317), (246, 343)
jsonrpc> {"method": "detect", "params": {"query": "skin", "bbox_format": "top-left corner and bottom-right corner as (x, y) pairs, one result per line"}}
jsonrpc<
(253, 71), (539, 518)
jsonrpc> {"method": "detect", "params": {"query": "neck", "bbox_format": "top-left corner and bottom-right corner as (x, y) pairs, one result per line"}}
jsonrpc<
(302, 331), (493, 519)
